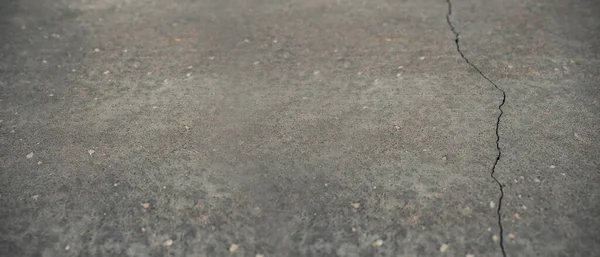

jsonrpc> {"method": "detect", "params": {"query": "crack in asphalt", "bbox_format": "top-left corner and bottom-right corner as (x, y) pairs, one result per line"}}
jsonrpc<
(444, 1), (508, 256)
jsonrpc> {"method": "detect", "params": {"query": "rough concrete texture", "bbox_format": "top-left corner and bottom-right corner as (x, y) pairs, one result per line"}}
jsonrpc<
(0, 0), (598, 256)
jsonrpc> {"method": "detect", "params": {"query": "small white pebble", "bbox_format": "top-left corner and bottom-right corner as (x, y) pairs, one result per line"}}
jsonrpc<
(244, 39), (250, 43)
(103, 70), (110, 75)
(229, 243), (239, 252)
(65, 245), (70, 251)
(508, 65), (514, 69)
(254, 61), (260, 65)
(123, 49), (128, 53)
(186, 73), (191, 77)
(313, 70), (320, 75)
(533, 178), (541, 183)
(175, 38), (181, 42)
(255, 255), (264, 257)
(419, 56), (425, 60)
(489, 201), (495, 208)
(550, 165), (556, 169)
(187, 66), (193, 69)
(26, 152), (34, 159)
(209, 56), (215, 60)
(37, 161), (42, 165)
(48, 94), (54, 97)
(141, 202), (150, 209)
(94, 48), (100, 52)
(272, 39), (278, 44)
(114, 183), (118, 187)
(522, 205), (527, 210)
(440, 243), (449, 252)
(88, 149), (95, 155)
(466, 254), (475, 257)
(371, 239), (383, 247)
(487, 227), (492, 232)
(42, 60), (47, 64)
(492, 235), (499, 242)
(350, 203), (360, 209)
(162, 239), (173, 247)
(561, 173), (566, 176)
(508, 233), (516, 239)
(32, 195), (40, 200)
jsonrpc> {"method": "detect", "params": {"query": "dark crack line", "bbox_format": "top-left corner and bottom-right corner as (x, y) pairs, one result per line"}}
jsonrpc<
(445, 1), (507, 256)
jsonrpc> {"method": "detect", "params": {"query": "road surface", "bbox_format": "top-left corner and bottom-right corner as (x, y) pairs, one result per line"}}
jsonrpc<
(1, 0), (599, 256)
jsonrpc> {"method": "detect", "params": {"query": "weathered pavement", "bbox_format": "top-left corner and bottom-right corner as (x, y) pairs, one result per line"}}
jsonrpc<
(1, 0), (599, 256)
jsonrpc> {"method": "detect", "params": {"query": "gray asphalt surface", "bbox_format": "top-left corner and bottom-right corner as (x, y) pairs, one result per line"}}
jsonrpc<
(1, 0), (599, 256)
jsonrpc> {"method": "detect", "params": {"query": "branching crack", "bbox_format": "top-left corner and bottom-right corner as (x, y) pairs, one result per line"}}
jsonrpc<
(445, 0), (507, 256)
